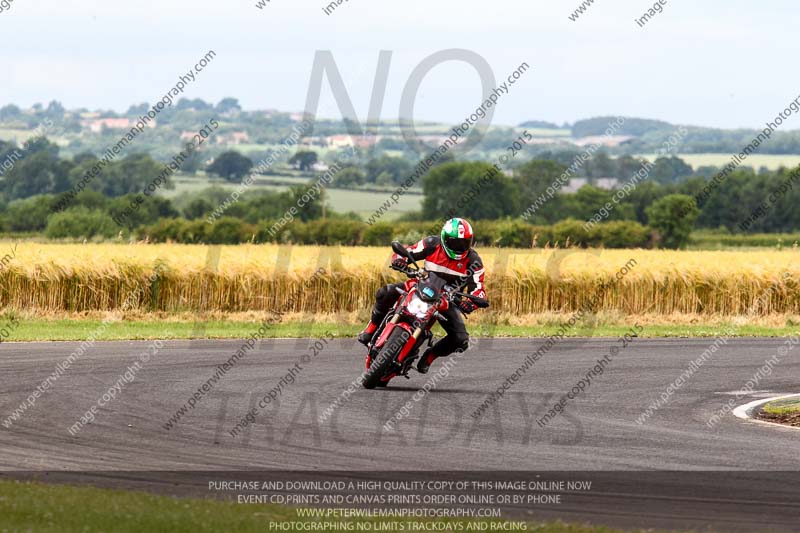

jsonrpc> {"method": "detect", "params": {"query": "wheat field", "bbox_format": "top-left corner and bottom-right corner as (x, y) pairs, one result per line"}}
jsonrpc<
(0, 243), (798, 317)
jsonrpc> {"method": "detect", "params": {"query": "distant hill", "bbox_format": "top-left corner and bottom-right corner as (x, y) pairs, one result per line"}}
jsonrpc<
(572, 116), (674, 137)
(518, 120), (563, 130)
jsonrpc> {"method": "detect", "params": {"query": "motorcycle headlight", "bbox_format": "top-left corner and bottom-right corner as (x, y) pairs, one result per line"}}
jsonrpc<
(406, 295), (433, 319)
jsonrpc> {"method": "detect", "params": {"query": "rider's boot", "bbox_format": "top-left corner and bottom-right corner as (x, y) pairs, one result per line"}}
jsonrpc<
(416, 348), (439, 374)
(357, 321), (379, 346)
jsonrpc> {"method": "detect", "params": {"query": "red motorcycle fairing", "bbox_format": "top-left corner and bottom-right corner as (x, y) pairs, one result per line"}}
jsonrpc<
(368, 287), (424, 370)
(371, 289), (418, 351)
(395, 336), (417, 363)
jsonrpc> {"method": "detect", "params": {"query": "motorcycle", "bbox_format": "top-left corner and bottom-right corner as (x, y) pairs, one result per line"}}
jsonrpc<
(361, 241), (490, 389)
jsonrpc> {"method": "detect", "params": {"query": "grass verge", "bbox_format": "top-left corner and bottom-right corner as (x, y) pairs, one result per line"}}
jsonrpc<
(1, 317), (799, 342)
(758, 397), (800, 427)
(0, 479), (649, 533)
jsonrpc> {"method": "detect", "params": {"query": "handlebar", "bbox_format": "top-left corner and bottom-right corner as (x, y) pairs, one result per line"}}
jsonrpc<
(390, 263), (421, 277)
(390, 264), (490, 309)
(453, 291), (490, 309)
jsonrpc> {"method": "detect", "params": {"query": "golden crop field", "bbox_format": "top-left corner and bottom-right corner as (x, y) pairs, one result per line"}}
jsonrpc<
(0, 243), (798, 316)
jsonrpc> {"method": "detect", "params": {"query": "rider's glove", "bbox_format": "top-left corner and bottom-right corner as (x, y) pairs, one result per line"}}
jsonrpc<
(391, 257), (409, 270)
(458, 299), (477, 314)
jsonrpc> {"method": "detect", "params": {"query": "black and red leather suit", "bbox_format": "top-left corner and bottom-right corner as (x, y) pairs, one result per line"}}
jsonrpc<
(368, 235), (486, 359)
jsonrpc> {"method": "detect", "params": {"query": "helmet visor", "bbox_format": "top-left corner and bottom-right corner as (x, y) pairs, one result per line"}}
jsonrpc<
(445, 236), (472, 255)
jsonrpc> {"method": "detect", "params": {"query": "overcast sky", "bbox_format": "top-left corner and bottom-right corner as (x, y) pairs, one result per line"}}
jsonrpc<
(3, 0), (799, 129)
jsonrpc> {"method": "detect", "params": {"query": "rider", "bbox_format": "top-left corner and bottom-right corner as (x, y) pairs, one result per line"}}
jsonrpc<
(357, 217), (486, 374)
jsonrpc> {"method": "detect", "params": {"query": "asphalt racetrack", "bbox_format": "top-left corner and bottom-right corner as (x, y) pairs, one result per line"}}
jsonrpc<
(1, 337), (799, 531)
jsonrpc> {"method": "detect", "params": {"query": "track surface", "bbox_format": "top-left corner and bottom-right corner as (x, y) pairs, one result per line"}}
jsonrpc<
(1, 337), (799, 530)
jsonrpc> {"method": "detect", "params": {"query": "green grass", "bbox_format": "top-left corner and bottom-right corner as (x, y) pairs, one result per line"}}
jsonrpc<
(0, 479), (671, 533)
(325, 187), (422, 218)
(162, 175), (423, 219)
(2, 318), (799, 342)
(690, 230), (800, 250)
(762, 398), (800, 416)
(636, 153), (800, 171)
(0, 127), (40, 143)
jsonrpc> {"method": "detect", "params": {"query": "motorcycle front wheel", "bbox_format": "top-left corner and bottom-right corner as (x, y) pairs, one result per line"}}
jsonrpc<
(362, 327), (410, 389)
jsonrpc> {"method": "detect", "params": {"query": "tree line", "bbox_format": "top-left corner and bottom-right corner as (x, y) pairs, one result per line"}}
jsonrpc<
(1, 136), (799, 248)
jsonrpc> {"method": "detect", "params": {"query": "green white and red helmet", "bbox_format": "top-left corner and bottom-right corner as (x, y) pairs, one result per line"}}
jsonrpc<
(440, 217), (474, 260)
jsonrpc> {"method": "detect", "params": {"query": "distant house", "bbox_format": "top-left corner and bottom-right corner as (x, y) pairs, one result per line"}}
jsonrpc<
(299, 137), (328, 148)
(561, 177), (620, 193)
(594, 177), (620, 190)
(229, 131), (250, 144)
(84, 118), (131, 133)
(180, 131), (196, 141)
(416, 135), (449, 145)
(82, 117), (157, 133)
(327, 134), (380, 149)
(217, 131), (250, 145)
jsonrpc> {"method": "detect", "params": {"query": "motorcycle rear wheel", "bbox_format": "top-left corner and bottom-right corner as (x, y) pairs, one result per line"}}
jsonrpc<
(362, 328), (410, 389)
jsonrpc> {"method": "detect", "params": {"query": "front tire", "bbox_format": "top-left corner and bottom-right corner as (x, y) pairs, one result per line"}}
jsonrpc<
(362, 328), (410, 389)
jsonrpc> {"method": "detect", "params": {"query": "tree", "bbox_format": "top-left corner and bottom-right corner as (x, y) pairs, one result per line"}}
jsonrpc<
(216, 97), (242, 114)
(430, 151), (455, 168)
(126, 103), (149, 115)
(289, 185), (325, 221)
(615, 155), (647, 180)
(2, 151), (72, 199)
(23, 137), (60, 158)
(5, 195), (56, 231)
(625, 181), (668, 224)
(45, 207), (118, 239)
(107, 194), (179, 229)
(650, 156), (694, 184)
(421, 162), (519, 220)
(99, 153), (167, 197)
(514, 159), (566, 221)
(73, 152), (98, 165)
(585, 152), (615, 180)
(45, 101), (65, 120)
(288, 150), (318, 171)
(179, 142), (206, 173)
(374, 171), (393, 186)
(558, 184), (634, 222)
(0, 104), (21, 121)
(207, 151), (254, 182)
(365, 155), (413, 184)
(183, 198), (215, 220)
(0, 140), (15, 163)
(175, 98), (213, 111)
(646, 194), (699, 249)
(332, 166), (365, 187)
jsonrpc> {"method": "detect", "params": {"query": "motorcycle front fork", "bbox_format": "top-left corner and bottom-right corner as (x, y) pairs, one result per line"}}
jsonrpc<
(368, 311), (434, 375)
(399, 329), (433, 378)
